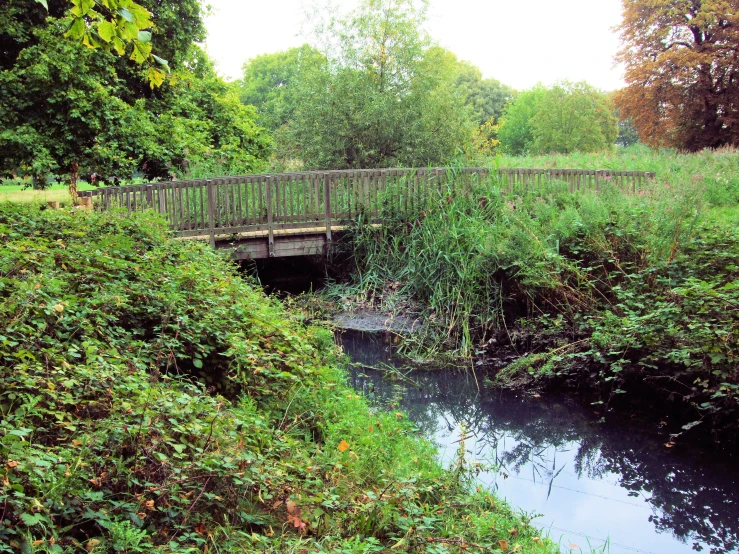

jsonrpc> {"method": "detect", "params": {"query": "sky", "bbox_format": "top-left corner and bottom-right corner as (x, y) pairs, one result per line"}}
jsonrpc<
(204, 0), (626, 92)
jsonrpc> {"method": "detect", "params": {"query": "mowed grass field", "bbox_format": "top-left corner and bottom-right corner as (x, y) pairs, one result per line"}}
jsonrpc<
(0, 182), (96, 205)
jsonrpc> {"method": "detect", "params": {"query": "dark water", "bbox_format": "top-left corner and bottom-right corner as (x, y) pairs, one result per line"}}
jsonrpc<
(340, 331), (739, 554)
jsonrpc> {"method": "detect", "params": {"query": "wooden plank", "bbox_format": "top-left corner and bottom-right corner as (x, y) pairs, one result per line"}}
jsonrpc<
(266, 177), (275, 257)
(207, 180), (216, 248)
(324, 173), (332, 243)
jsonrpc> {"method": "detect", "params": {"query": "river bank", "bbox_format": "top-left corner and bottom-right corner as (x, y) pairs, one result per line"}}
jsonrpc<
(319, 150), (739, 447)
(0, 205), (558, 553)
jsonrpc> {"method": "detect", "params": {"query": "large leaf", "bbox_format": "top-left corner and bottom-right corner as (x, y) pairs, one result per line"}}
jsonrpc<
(64, 18), (86, 41)
(97, 21), (116, 43)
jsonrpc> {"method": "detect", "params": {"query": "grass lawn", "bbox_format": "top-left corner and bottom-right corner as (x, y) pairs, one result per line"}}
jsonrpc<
(0, 183), (96, 205)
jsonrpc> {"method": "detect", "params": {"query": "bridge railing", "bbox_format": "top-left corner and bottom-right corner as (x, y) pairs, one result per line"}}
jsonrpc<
(79, 167), (656, 249)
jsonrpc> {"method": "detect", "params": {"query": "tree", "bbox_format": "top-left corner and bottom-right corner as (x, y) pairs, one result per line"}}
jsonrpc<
(498, 82), (617, 155)
(531, 82), (618, 155)
(615, 0), (739, 151)
(31, 0), (171, 87)
(240, 45), (326, 132)
(497, 86), (546, 155)
(0, 1), (271, 191)
(453, 60), (514, 125)
(283, 0), (474, 169)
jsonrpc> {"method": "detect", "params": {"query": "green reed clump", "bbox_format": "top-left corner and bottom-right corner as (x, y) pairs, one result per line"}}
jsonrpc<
(337, 171), (703, 358)
(336, 163), (739, 438)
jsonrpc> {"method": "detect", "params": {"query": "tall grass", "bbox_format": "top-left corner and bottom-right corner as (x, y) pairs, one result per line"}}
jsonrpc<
(331, 168), (705, 358)
(496, 144), (739, 210)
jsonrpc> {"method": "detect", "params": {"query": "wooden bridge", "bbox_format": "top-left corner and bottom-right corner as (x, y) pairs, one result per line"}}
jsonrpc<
(80, 167), (656, 260)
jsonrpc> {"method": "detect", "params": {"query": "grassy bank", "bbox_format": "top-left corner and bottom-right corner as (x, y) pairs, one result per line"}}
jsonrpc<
(328, 148), (739, 443)
(0, 205), (556, 553)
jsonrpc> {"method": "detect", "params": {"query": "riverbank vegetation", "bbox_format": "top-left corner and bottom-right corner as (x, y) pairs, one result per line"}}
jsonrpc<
(327, 147), (739, 444)
(0, 205), (557, 553)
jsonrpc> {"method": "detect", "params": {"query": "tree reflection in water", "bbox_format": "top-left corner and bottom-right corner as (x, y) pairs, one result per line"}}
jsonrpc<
(341, 331), (739, 554)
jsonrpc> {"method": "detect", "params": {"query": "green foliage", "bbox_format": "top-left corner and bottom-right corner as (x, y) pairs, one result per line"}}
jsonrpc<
(453, 59), (514, 125)
(499, 82), (618, 156)
(240, 44), (326, 132)
(281, 0), (474, 169)
(32, 0), (170, 87)
(498, 145), (739, 209)
(0, 205), (556, 553)
(0, 3), (270, 188)
(497, 86), (546, 156)
(333, 152), (739, 437)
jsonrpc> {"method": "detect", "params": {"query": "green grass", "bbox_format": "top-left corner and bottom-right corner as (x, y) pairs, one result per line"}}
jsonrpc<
(0, 183), (96, 205)
(0, 205), (559, 553)
(497, 144), (739, 211)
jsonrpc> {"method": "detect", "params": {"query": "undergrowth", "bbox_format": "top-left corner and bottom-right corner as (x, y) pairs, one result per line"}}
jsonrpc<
(328, 151), (739, 441)
(0, 205), (557, 553)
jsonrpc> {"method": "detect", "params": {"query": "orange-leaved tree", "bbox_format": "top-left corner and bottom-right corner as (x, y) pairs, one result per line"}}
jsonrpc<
(615, 0), (739, 151)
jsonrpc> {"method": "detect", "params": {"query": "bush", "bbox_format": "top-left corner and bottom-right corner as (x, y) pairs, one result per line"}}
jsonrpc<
(0, 205), (555, 553)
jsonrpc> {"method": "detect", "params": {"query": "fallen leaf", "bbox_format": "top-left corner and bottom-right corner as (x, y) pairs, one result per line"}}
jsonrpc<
(86, 539), (100, 552)
(144, 500), (155, 511)
(54, 304), (64, 313)
(337, 440), (349, 453)
(286, 500), (297, 514)
(72, 439), (83, 448)
(498, 540), (509, 551)
(32, 540), (45, 546)
(513, 545), (523, 552)
(6, 460), (20, 470)
(508, 528), (518, 535)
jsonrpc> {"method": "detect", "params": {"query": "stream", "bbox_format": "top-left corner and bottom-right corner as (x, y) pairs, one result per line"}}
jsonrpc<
(339, 330), (739, 554)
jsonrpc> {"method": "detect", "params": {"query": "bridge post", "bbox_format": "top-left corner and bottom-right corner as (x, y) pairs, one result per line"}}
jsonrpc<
(157, 184), (166, 213)
(324, 173), (332, 245)
(206, 180), (216, 248)
(266, 176), (275, 257)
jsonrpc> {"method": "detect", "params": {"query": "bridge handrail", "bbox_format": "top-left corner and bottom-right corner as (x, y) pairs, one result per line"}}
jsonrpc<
(79, 167), (656, 255)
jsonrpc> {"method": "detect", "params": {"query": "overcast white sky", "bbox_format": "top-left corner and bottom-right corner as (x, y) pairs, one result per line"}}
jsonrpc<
(204, 0), (626, 92)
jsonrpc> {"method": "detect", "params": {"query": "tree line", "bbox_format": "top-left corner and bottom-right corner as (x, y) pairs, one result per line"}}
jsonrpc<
(1, 0), (736, 188)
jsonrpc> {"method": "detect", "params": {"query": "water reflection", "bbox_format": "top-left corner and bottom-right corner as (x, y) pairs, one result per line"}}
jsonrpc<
(341, 331), (739, 554)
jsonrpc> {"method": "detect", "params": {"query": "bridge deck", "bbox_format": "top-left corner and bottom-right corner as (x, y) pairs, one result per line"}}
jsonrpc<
(80, 167), (655, 259)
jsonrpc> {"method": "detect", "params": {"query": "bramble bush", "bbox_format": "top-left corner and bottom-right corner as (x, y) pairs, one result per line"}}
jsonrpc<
(0, 205), (555, 553)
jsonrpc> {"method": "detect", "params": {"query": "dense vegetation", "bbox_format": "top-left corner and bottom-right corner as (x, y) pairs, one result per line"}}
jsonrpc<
(497, 82), (618, 156)
(0, 0), (271, 190)
(328, 147), (739, 442)
(0, 205), (557, 553)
